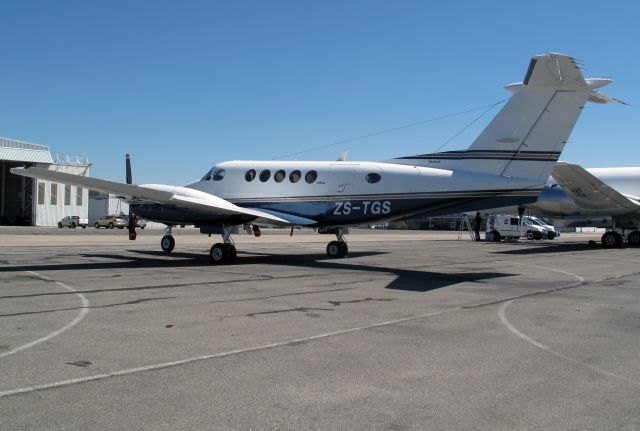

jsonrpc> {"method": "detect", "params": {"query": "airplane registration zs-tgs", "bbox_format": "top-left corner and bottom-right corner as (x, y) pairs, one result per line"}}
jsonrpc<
(11, 53), (620, 263)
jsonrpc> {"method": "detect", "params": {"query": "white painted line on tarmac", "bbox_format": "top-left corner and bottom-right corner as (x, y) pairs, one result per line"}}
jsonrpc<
(0, 308), (451, 398)
(0, 262), (614, 398)
(0, 269), (90, 359)
(498, 266), (640, 387)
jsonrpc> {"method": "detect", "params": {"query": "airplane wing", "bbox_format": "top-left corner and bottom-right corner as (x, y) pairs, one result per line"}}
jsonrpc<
(551, 162), (640, 212)
(10, 167), (316, 226)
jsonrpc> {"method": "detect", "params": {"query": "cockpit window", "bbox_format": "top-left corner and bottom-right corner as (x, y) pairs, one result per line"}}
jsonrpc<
(245, 169), (256, 182)
(274, 169), (286, 183)
(201, 168), (214, 181)
(289, 170), (301, 183)
(259, 169), (271, 182)
(366, 173), (381, 184)
(212, 168), (225, 181)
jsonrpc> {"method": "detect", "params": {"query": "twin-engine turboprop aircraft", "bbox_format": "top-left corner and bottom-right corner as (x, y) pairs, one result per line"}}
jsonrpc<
(11, 53), (620, 263)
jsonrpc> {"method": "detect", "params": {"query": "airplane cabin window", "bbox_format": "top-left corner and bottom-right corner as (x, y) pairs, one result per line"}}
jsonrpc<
(212, 168), (226, 181)
(259, 169), (271, 182)
(305, 170), (317, 184)
(289, 170), (301, 183)
(366, 173), (381, 184)
(201, 168), (214, 181)
(274, 169), (286, 183)
(245, 169), (256, 182)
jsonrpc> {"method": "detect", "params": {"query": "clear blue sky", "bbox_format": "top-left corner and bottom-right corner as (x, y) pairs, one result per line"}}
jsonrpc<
(1, 1), (638, 184)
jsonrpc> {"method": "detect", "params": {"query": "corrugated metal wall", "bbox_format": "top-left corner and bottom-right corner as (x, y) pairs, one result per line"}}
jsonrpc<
(34, 164), (90, 227)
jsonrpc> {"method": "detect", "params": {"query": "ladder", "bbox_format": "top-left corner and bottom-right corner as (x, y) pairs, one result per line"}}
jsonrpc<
(458, 214), (476, 241)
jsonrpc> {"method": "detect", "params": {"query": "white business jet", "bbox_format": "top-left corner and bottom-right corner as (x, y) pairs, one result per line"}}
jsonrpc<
(11, 53), (620, 263)
(530, 164), (640, 247)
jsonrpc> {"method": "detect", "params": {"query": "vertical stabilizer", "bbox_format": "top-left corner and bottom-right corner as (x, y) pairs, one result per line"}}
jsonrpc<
(465, 53), (590, 181)
(392, 53), (617, 183)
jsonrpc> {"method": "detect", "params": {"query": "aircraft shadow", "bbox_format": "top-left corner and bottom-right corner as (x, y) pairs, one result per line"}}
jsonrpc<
(0, 249), (516, 296)
(491, 242), (608, 255)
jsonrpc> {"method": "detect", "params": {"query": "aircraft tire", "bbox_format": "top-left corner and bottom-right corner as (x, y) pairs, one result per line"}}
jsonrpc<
(223, 244), (237, 262)
(161, 235), (175, 253)
(601, 231), (621, 248)
(210, 243), (225, 264)
(326, 241), (342, 258)
(627, 231), (640, 246)
(339, 242), (348, 257)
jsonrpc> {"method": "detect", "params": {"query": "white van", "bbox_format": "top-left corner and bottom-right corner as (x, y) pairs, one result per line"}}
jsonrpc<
(526, 216), (559, 240)
(486, 215), (547, 241)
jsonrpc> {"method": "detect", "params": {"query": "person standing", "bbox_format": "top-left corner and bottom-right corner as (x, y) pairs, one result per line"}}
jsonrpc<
(473, 212), (482, 241)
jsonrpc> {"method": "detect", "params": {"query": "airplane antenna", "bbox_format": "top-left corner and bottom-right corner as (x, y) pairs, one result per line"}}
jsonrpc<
(431, 99), (507, 153)
(273, 99), (508, 160)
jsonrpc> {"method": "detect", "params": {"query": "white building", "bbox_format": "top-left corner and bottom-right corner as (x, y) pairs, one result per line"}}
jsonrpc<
(0, 136), (90, 226)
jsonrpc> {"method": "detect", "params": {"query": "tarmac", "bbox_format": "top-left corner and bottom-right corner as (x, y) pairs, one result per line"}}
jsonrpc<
(1, 227), (639, 430)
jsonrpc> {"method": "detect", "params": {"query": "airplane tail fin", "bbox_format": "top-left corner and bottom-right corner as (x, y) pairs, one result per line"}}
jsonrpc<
(393, 53), (619, 182)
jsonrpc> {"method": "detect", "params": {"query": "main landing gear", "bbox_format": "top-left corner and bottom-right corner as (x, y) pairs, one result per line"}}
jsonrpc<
(600, 228), (640, 248)
(209, 226), (237, 264)
(160, 225), (238, 264)
(326, 228), (348, 258)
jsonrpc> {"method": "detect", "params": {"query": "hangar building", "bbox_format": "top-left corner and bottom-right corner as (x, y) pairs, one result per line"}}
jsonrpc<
(0, 136), (90, 226)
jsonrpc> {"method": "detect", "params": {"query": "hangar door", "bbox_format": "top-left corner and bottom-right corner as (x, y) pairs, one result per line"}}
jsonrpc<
(1, 161), (33, 225)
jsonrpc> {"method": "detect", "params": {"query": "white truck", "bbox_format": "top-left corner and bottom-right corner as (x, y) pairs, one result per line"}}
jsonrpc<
(58, 215), (88, 229)
(486, 215), (548, 241)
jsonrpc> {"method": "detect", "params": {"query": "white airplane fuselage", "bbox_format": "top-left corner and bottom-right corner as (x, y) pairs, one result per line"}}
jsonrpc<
(131, 160), (542, 226)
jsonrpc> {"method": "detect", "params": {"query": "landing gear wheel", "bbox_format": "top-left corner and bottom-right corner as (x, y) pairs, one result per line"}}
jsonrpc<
(160, 235), (175, 253)
(209, 243), (225, 264)
(601, 231), (622, 248)
(627, 231), (640, 246)
(223, 244), (237, 262)
(326, 241), (347, 258)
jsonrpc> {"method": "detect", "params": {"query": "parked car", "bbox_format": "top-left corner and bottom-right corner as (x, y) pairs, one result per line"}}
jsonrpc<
(123, 215), (147, 229)
(58, 215), (88, 229)
(526, 216), (560, 240)
(94, 215), (127, 229)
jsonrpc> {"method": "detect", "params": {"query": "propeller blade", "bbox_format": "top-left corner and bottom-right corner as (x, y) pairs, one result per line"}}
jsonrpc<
(125, 153), (132, 185)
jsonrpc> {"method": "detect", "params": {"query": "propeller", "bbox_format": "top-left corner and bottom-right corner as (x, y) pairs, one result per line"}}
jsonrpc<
(126, 154), (137, 240)
(126, 153), (132, 185)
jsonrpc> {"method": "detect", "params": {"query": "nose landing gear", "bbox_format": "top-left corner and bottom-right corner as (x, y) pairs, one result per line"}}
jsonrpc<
(160, 226), (176, 253)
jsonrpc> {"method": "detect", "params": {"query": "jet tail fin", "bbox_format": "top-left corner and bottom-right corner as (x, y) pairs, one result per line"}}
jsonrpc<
(461, 53), (602, 182)
(393, 53), (619, 183)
